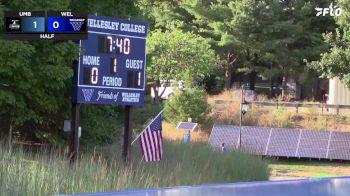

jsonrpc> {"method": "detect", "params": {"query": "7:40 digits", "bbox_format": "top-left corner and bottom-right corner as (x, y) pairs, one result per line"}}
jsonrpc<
(99, 35), (131, 54)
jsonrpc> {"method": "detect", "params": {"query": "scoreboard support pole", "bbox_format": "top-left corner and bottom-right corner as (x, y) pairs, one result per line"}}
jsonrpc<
(122, 106), (133, 163)
(70, 103), (81, 164)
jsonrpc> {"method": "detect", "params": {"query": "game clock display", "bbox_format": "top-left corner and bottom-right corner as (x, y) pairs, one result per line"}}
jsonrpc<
(73, 15), (148, 106)
(83, 35), (143, 89)
(5, 11), (87, 40)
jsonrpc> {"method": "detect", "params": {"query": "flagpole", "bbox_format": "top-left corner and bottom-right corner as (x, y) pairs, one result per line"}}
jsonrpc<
(131, 126), (147, 146)
(131, 109), (164, 146)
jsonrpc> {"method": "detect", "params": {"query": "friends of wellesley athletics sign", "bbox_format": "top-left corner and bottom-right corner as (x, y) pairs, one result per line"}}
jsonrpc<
(73, 15), (147, 105)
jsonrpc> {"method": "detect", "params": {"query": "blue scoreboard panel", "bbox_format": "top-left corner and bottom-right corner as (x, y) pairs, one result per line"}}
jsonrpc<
(72, 15), (147, 106)
(5, 11), (87, 40)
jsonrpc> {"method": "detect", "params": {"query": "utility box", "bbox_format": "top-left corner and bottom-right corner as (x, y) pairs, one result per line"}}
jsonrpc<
(184, 132), (190, 144)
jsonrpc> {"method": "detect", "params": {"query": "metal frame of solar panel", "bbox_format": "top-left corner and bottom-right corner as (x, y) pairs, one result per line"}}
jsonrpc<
(209, 125), (350, 161)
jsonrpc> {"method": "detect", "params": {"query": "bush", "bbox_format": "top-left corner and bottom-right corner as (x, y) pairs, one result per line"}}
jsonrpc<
(257, 108), (292, 128)
(164, 88), (211, 124)
(80, 105), (123, 147)
(80, 101), (163, 148)
(133, 103), (163, 131)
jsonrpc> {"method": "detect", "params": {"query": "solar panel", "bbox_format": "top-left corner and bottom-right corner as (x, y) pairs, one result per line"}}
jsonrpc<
(209, 125), (240, 150)
(266, 128), (300, 157)
(208, 125), (350, 161)
(177, 122), (198, 131)
(330, 132), (350, 141)
(299, 148), (328, 159)
(241, 127), (271, 155)
(328, 150), (350, 161)
(328, 132), (350, 160)
(297, 130), (329, 159)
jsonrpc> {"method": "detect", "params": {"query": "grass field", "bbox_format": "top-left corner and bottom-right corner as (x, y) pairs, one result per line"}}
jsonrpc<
(160, 113), (350, 181)
(269, 160), (350, 180)
(0, 141), (269, 195)
(2, 90), (349, 195)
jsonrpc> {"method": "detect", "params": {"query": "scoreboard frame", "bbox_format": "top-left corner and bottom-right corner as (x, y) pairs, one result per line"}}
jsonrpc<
(72, 15), (148, 106)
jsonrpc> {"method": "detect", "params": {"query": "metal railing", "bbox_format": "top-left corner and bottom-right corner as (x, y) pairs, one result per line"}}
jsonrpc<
(214, 100), (350, 115)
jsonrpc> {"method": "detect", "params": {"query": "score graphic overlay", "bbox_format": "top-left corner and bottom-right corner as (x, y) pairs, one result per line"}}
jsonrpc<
(5, 11), (45, 33)
(73, 15), (147, 106)
(4, 11), (87, 40)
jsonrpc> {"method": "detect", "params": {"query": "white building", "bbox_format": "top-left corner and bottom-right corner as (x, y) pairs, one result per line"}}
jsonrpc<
(328, 77), (350, 105)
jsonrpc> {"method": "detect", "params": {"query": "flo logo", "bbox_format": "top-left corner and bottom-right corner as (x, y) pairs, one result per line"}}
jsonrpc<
(315, 3), (342, 16)
(82, 89), (94, 102)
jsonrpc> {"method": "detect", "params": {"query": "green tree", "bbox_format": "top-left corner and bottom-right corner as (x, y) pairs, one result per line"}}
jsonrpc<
(147, 27), (219, 102)
(164, 88), (210, 124)
(262, 0), (334, 98)
(70, 0), (139, 18)
(174, 0), (243, 90)
(138, 0), (239, 90)
(138, 0), (272, 90)
(139, 0), (335, 97)
(204, 0), (334, 96)
(0, 0), (139, 144)
(0, 1), (78, 140)
(308, 0), (350, 88)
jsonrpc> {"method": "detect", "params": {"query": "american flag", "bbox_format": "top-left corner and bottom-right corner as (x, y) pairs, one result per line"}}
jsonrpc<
(140, 112), (163, 162)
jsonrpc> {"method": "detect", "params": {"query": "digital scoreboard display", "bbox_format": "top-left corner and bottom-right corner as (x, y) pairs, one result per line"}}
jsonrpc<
(5, 11), (87, 40)
(73, 15), (147, 106)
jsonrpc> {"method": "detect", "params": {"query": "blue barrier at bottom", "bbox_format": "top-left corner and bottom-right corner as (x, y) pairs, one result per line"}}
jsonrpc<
(62, 177), (350, 196)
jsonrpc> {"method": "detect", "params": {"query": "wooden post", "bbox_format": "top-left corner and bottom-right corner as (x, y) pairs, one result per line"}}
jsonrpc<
(70, 103), (80, 164)
(122, 106), (133, 163)
(8, 123), (12, 150)
(336, 105), (340, 115)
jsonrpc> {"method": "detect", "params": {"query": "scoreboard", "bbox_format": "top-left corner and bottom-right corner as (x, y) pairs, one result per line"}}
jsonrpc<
(72, 15), (147, 106)
(5, 11), (87, 40)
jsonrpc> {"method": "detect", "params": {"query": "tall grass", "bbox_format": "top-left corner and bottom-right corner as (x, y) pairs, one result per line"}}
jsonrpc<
(0, 140), (269, 195)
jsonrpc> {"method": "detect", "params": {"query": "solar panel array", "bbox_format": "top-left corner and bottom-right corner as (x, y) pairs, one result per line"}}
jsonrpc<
(209, 125), (350, 161)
